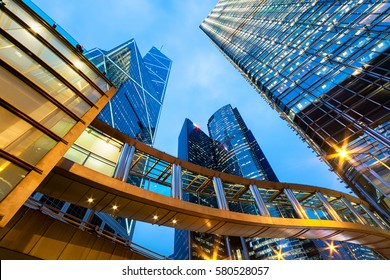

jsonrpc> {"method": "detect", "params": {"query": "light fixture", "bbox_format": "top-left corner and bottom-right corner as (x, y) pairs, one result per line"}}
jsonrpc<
(31, 25), (41, 33)
(338, 149), (348, 158)
(74, 60), (83, 69)
(87, 198), (94, 203)
(112, 205), (118, 210)
(153, 215), (158, 220)
(172, 219), (177, 224)
(327, 241), (337, 256)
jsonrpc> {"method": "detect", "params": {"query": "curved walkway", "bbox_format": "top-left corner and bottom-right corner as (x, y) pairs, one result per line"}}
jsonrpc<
(37, 157), (390, 259)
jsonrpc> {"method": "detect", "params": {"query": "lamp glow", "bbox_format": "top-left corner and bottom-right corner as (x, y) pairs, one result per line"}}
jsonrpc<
(339, 149), (348, 158)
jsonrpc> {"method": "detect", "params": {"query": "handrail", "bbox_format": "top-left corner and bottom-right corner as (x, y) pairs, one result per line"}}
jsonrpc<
(25, 198), (170, 260)
(39, 159), (390, 259)
(91, 119), (373, 207)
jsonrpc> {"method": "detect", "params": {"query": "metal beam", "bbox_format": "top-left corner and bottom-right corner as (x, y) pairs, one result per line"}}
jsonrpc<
(213, 177), (229, 211)
(340, 197), (368, 225)
(359, 203), (388, 230)
(113, 143), (129, 179)
(232, 185), (249, 200)
(284, 188), (309, 219)
(171, 164), (183, 200)
(316, 192), (343, 222)
(249, 184), (270, 216)
(122, 145), (135, 182)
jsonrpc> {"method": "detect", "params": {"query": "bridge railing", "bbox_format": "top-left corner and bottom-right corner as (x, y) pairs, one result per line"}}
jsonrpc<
(63, 123), (390, 231)
(26, 197), (170, 260)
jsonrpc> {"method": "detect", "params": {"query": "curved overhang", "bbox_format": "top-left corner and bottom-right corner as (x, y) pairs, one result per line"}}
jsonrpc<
(37, 158), (390, 259)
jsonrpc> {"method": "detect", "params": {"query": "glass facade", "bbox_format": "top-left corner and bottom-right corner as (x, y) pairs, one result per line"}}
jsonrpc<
(0, 0), (111, 204)
(207, 105), (322, 260)
(175, 118), (230, 260)
(174, 105), (383, 259)
(208, 105), (278, 182)
(1, 0), (172, 244)
(175, 106), (321, 260)
(87, 42), (173, 240)
(38, 41), (172, 241)
(85, 41), (172, 145)
(201, 0), (390, 223)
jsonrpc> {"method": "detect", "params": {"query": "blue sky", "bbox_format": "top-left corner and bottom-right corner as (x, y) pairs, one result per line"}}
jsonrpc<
(32, 0), (347, 256)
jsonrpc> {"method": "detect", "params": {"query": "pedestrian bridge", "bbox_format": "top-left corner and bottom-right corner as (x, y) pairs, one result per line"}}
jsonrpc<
(34, 121), (390, 259)
(0, 202), (168, 260)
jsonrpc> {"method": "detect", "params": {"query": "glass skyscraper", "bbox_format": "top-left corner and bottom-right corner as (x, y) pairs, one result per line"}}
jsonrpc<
(175, 105), (324, 260)
(0, 0), (115, 227)
(208, 105), (278, 182)
(201, 0), (390, 223)
(29, 40), (172, 242)
(208, 105), (323, 260)
(176, 118), (230, 259)
(85, 40), (172, 145)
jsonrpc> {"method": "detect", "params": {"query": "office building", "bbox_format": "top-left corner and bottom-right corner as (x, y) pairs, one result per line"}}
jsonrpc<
(175, 118), (230, 259)
(208, 105), (323, 260)
(56, 39), (172, 240)
(174, 105), (383, 259)
(0, 0), (388, 260)
(0, 0), (172, 243)
(85, 42), (172, 145)
(175, 106), (318, 259)
(0, 0), (115, 227)
(201, 0), (390, 223)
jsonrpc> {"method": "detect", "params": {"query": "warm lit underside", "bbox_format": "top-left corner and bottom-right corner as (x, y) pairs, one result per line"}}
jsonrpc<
(37, 158), (390, 259)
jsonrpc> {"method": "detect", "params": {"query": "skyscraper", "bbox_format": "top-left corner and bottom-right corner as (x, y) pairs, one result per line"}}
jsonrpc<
(0, 0), (116, 227)
(84, 41), (172, 239)
(208, 105), (324, 260)
(0, 0), (172, 244)
(208, 105), (278, 182)
(175, 118), (230, 259)
(29, 40), (172, 242)
(85, 40), (172, 145)
(201, 0), (390, 223)
(175, 105), (321, 260)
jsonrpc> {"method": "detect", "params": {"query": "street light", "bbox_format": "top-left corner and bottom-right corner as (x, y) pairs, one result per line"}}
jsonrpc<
(328, 242), (336, 254)
(338, 148), (390, 171)
(338, 149), (348, 158)
(272, 246), (285, 260)
(325, 241), (339, 259)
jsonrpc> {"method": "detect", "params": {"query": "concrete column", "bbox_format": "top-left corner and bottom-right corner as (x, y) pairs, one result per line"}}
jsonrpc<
(316, 192), (343, 222)
(284, 188), (309, 219)
(340, 197), (367, 225)
(359, 203), (388, 230)
(171, 164), (183, 200)
(249, 184), (270, 216)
